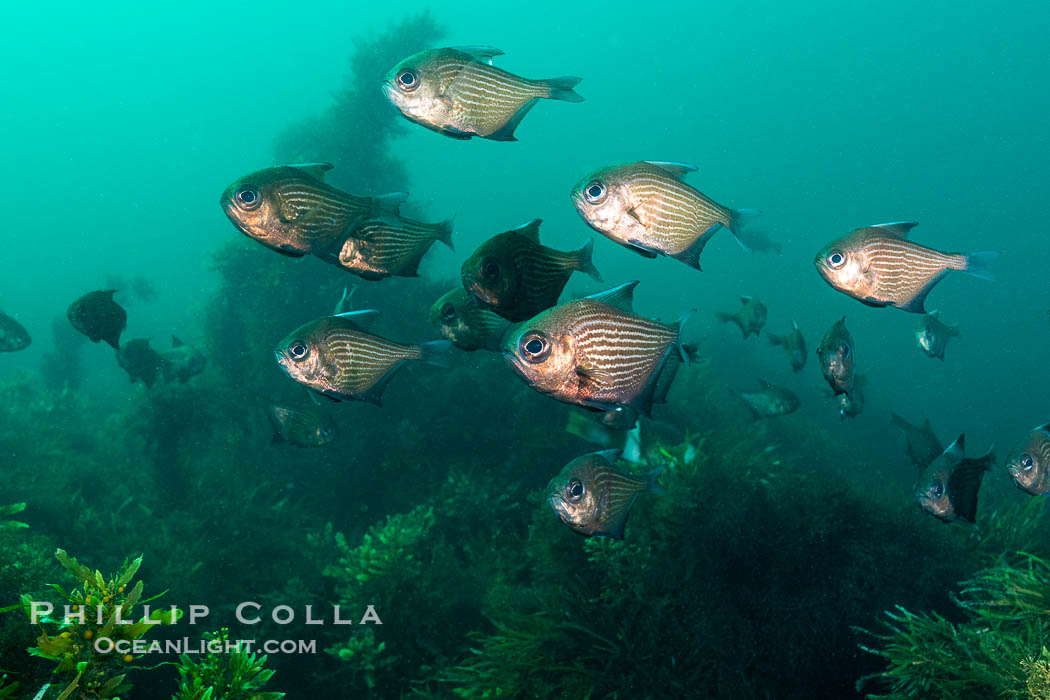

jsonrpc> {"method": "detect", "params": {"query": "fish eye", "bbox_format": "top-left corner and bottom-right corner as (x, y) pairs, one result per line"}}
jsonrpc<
(288, 340), (310, 361)
(520, 332), (551, 363)
(441, 303), (457, 322)
(841, 344), (850, 359)
(321, 425), (333, 437)
(931, 480), (944, 499)
(396, 69), (419, 92)
(827, 250), (845, 268)
(583, 181), (607, 204)
(1022, 454), (1035, 471)
(481, 258), (501, 282)
(566, 479), (584, 502)
(235, 186), (261, 210)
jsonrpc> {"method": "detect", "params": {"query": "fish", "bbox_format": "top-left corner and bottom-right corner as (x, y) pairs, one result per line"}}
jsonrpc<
(502, 281), (696, 416)
(334, 215), (454, 280)
(159, 336), (206, 383)
(274, 310), (451, 405)
(915, 434), (994, 525)
(735, 228), (783, 255)
(220, 163), (406, 258)
(545, 449), (662, 539)
(768, 320), (807, 372)
(266, 403), (338, 448)
(461, 219), (602, 322)
(817, 316), (855, 399)
(890, 412), (944, 470)
(915, 311), (959, 360)
(566, 411), (695, 467)
(116, 339), (167, 388)
(429, 288), (510, 352)
(734, 379), (800, 420)
(333, 286), (357, 315)
(715, 296), (767, 338)
(0, 310), (31, 352)
(814, 222), (997, 313)
(67, 290), (126, 350)
(1005, 423), (1050, 496)
(382, 46), (583, 141)
(837, 375), (864, 420)
(570, 161), (758, 271)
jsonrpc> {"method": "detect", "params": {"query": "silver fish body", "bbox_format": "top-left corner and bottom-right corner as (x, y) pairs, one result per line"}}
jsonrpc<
(1005, 423), (1050, 496)
(915, 434), (993, 524)
(335, 215), (454, 280)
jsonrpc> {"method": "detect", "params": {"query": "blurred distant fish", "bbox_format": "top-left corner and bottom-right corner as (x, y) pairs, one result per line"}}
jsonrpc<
(1005, 423), (1050, 496)
(735, 228), (782, 255)
(768, 321), (806, 372)
(570, 161), (757, 271)
(333, 286), (357, 315)
(915, 311), (959, 361)
(429, 288), (510, 352)
(382, 46), (583, 141)
(267, 402), (338, 448)
(0, 310), (31, 352)
(734, 379), (800, 420)
(546, 449), (662, 539)
(817, 316), (855, 399)
(503, 281), (696, 416)
(915, 434), (993, 524)
(461, 219), (601, 322)
(715, 296), (767, 338)
(891, 412), (944, 470)
(117, 338), (166, 388)
(275, 311), (451, 405)
(160, 336), (206, 383)
(335, 215), (453, 280)
(566, 411), (695, 467)
(68, 290), (126, 350)
(220, 163), (406, 258)
(814, 222), (996, 313)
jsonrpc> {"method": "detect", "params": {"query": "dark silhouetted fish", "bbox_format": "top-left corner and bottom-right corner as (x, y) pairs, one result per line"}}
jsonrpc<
(1005, 423), (1050, 496)
(915, 311), (959, 360)
(814, 222), (996, 313)
(715, 296), (767, 338)
(817, 316), (855, 399)
(503, 281), (696, 416)
(734, 379), (800, 420)
(267, 402), (338, 448)
(68, 290), (126, 350)
(429, 288), (510, 352)
(461, 219), (601, 322)
(735, 228), (782, 255)
(220, 163), (406, 258)
(915, 434), (994, 525)
(891, 412), (944, 470)
(160, 336), (206, 383)
(335, 215), (453, 280)
(570, 161), (757, 270)
(546, 449), (662, 539)
(768, 320), (806, 372)
(117, 338), (167, 388)
(382, 46), (583, 141)
(275, 311), (451, 405)
(0, 310), (31, 352)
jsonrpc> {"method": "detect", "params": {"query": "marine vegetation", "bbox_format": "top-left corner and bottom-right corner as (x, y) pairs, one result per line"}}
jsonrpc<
(0, 505), (27, 531)
(172, 630), (284, 700)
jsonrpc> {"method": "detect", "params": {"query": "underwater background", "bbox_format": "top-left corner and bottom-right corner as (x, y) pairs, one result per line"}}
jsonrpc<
(2, 1), (1049, 698)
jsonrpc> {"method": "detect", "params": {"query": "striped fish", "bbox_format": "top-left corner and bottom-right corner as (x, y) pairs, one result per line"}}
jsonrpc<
(571, 161), (757, 270)
(429, 288), (510, 352)
(0, 309), (30, 352)
(461, 219), (602, 322)
(220, 163), (406, 258)
(503, 281), (696, 415)
(1006, 423), (1050, 496)
(715, 295), (767, 338)
(382, 46), (583, 141)
(266, 402), (338, 448)
(816, 316), (855, 399)
(814, 222), (997, 313)
(274, 310), (451, 405)
(915, 434), (994, 524)
(334, 215), (453, 280)
(546, 449), (663, 539)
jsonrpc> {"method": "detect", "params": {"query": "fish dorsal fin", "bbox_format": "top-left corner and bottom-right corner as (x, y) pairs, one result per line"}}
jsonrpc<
(942, 434), (966, 463)
(740, 296), (752, 305)
(592, 449), (622, 464)
(510, 218), (542, 242)
(586, 281), (638, 313)
(289, 162), (334, 180)
(644, 161), (698, 180)
(452, 46), (504, 64)
(171, 335), (184, 347)
(334, 309), (380, 331)
(871, 221), (919, 238)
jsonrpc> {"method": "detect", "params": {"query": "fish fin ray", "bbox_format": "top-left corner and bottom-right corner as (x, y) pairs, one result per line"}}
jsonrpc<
(451, 46), (504, 64)
(964, 251), (998, 281)
(511, 218), (543, 242)
(487, 98), (539, 141)
(871, 221), (919, 238)
(584, 281), (638, 313)
(644, 161), (697, 179)
(334, 309), (381, 330)
(421, 340), (453, 368)
(574, 239), (603, 281)
(544, 76), (584, 102)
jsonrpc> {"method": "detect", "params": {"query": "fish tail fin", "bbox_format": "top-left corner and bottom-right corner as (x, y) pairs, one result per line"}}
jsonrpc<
(420, 340), (453, 368)
(645, 465), (665, 495)
(675, 310), (700, 364)
(436, 217), (455, 252)
(728, 208), (761, 251)
(962, 250), (998, 281)
(566, 412), (614, 447)
(890, 411), (910, 431)
(715, 311), (735, 325)
(767, 333), (784, 347)
(374, 192), (408, 216)
(544, 76), (584, 103)
(574, 239), (603, 281)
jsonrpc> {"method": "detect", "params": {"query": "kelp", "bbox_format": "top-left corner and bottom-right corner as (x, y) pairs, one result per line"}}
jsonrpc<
(173, 629), (284, 700)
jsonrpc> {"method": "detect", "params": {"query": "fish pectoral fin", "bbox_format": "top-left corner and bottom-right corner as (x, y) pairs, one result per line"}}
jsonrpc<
(625, 206), (646, 225)
(575, 364), (616, 388)
(487, 98), (540, 142)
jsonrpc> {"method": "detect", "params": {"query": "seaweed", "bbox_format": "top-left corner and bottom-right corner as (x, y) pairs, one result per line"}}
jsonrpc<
(173, 629), (284, 700)
(0, 504), (27, 531)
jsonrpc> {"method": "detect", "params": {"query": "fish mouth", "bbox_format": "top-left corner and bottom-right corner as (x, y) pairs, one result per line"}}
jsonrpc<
(463, 277), (496, 308)
(547, 494), (572, 524)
